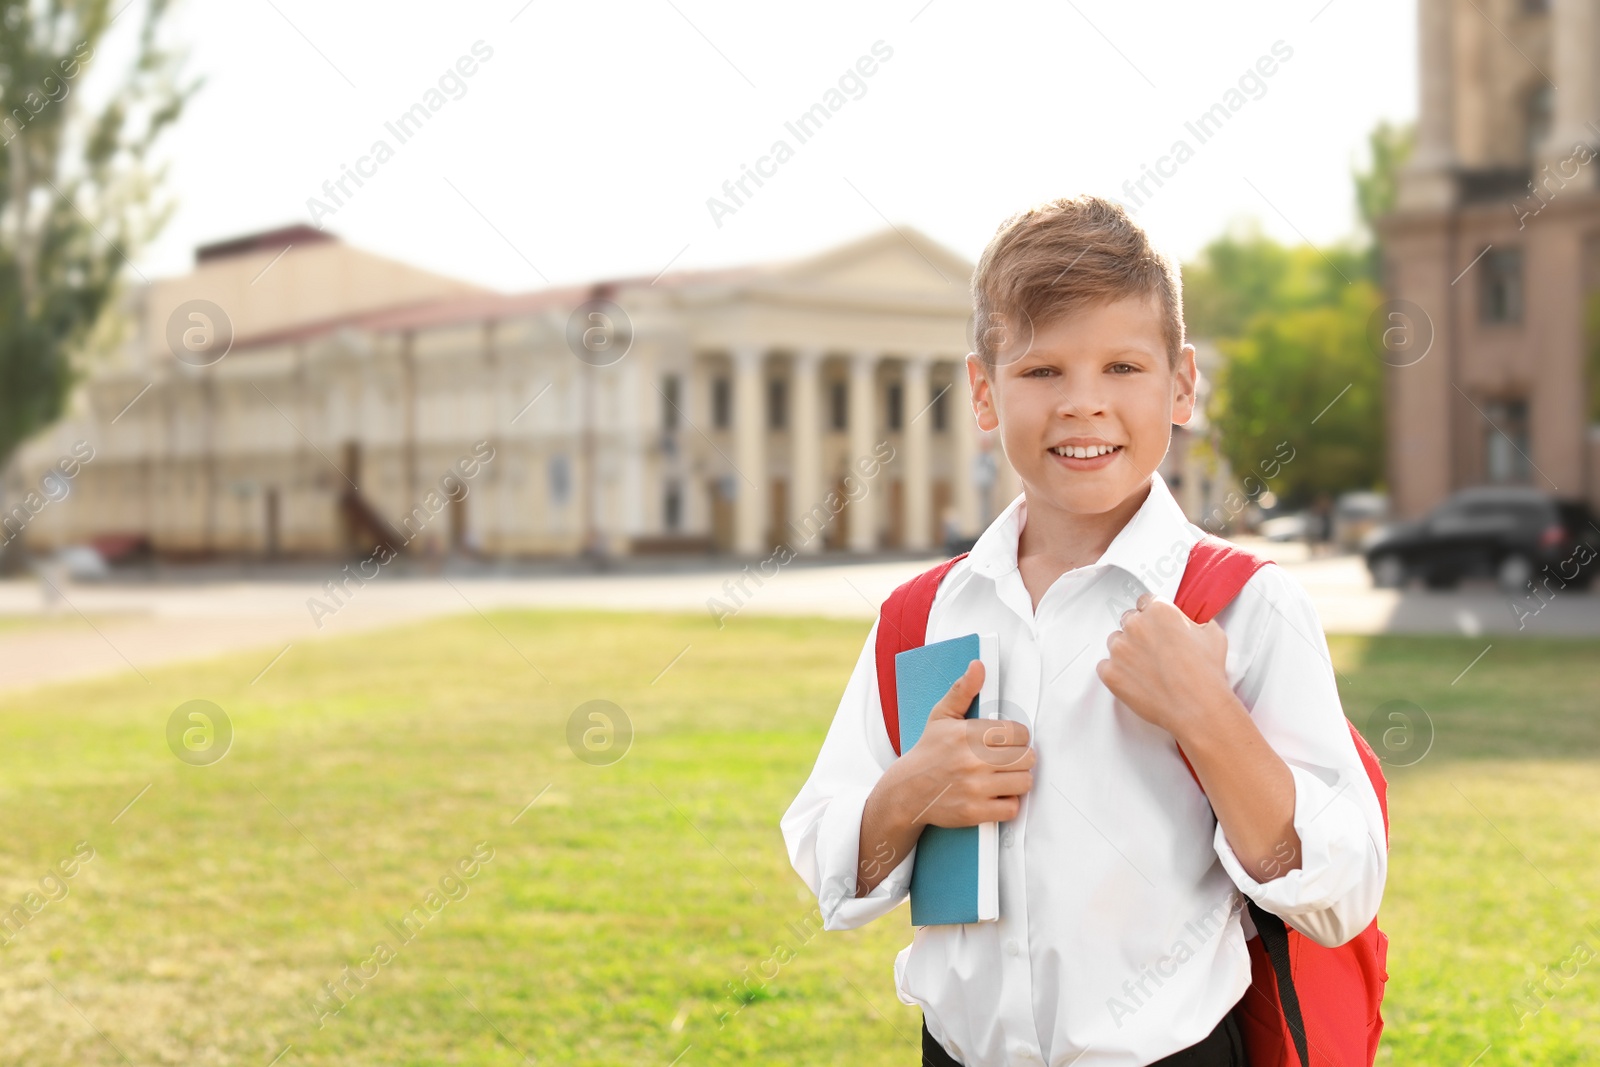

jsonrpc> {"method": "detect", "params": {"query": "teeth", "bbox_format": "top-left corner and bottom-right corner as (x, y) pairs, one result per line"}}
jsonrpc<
(1052, 444), (1119, 458)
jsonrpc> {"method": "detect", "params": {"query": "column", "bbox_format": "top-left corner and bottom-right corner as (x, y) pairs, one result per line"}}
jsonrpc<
(1396, 0), (1456, 211)
(731, 344), (766, 556)
(789, 348), (826, 554)
(951, 359), (980, 540)
(903, 356), (933, 552)
(847, 351), (878, 553)
(1542, 0), (1600, 184)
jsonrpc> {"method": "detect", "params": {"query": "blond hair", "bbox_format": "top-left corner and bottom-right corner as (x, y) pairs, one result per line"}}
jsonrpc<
(970, 195), (1184, 372)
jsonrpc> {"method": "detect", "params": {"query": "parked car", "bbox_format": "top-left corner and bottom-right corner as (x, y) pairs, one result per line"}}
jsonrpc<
(1258, 513), (1309, 542)
(36, 545), (111, 582)
(1362, 486), (1600, 592)
(1333, 491), (1388, 552)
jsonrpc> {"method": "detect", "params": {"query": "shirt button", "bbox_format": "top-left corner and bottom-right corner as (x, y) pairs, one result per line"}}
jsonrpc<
(1002, 830), (1015, 848)
(1005, 939), (1020, 956)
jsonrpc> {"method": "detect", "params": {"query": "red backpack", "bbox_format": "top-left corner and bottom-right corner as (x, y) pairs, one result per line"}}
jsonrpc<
(874, 535), (1390, 1067)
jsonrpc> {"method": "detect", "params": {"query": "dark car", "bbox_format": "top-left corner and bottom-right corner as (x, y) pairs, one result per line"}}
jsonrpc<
(1363, 486), (1600, 592)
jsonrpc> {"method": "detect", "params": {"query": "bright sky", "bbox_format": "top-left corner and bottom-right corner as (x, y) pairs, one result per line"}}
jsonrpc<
(94, 0), (1417, 291)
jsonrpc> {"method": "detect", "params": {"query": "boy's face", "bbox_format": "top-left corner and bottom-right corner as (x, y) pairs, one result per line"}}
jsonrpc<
(965, 294), (1198, 516)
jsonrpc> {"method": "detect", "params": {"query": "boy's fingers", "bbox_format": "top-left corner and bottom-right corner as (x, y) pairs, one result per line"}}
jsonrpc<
(928, 659), (984, 719)
(975, 720), (1029, 748)
(987, 770), (1034, 797)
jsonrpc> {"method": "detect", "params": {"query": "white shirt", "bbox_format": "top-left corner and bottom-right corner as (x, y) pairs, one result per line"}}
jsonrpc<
(779, 474), (1387, 1067)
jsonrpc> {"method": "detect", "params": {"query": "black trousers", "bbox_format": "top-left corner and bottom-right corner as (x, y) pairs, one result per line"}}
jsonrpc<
(921, 1000), (1246, 1067)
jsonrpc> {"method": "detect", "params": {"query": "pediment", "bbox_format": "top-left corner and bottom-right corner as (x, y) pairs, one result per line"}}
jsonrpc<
(772, 226), (974, 300)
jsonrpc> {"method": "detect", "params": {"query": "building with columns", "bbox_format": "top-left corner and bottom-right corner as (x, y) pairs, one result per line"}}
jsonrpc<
(5, 224), (1056, 561)
(1380, 0), (1600, 518)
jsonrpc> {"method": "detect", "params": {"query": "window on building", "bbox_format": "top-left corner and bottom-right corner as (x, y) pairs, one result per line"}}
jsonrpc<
(1484, 398), (1532, 483)
(662, 374), (681, 431)
(712, 376), (730, 429)
(1480, 248), (1523, 323)
(887, 382), (903, 432)
(768, 377), (787, 431)
(829, 380), (847, 431)
(932, 383), (948, 432)
(664, 480), (683, 531)
(549, 454), (571, 505)
(1526, 84), (1554, 160)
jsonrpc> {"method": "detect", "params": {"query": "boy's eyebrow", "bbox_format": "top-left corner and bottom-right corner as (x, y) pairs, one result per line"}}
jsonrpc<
(1012, 343), (1162, 364)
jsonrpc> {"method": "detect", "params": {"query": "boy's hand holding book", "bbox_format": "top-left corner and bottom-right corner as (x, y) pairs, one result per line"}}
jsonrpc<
(856, 659), (1033, 897)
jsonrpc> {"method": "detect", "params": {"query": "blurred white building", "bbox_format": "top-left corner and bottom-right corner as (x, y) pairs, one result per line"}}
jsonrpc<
(4, 224), (1034, 561)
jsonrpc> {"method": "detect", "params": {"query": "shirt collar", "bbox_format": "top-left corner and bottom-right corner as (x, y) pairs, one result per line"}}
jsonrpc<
(964, 472), (1201, 602)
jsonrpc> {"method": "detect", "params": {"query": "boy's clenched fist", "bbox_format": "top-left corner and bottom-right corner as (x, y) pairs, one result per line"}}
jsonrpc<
(1096, 593), (1233, 742)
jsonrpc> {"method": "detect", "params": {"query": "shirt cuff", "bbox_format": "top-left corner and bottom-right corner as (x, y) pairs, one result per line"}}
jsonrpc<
(815, 784), (918, 930)
(1212, 764), (1384, 947)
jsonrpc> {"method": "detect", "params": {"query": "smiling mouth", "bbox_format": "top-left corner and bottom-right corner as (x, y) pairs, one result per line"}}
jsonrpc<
(1048, 444), (1123, 459)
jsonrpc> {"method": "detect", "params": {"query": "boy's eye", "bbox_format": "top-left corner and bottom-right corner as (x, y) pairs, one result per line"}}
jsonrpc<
(1109, 362), (1138, 374)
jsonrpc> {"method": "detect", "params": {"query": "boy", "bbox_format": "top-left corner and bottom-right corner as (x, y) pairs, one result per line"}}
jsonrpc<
(779, 196), (1386, 1067)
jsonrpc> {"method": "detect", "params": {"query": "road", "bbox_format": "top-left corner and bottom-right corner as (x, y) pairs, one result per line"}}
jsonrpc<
(0, 539), (1592, 696)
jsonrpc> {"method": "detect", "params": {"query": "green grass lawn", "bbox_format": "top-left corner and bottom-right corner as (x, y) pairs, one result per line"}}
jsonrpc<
(0, 611), (1596, 1065)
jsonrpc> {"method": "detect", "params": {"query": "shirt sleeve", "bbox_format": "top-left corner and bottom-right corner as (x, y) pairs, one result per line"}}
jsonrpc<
(779, 617), (919, 931)
(1208, 564), (1388, 949)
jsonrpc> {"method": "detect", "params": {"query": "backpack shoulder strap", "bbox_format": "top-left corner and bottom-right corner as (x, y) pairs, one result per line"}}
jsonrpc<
(1173, 535), (1389, 834)
(1170, 536), (1313, 1063)
(1171, 536), (1272, 788)
(874, 552), (970, 757)
(1173, 534), (1272, 624)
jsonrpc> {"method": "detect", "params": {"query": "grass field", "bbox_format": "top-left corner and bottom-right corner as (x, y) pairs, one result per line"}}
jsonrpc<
(0, 609), (1596, 1065)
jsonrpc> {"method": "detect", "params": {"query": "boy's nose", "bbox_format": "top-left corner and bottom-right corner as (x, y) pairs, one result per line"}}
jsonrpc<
(1051, 384), (1108, 420)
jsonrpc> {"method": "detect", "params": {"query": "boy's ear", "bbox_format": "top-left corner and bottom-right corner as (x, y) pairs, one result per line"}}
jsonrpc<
(1170, 344), (1199, 426)
(966, 353), (1000, 432)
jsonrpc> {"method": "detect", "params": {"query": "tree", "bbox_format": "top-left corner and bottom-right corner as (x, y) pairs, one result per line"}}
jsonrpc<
(1183, 225), (1364, 340)
(0, 0), (200, 474)
(1184, 230), (1384, 505)
(1352, 120), (1414, 279)
(1209, 281), (1386, 507)
(1182, 120), (1413, 507)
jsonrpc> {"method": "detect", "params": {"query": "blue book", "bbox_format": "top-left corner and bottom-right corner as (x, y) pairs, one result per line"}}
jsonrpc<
(895, 631), (1000, 926)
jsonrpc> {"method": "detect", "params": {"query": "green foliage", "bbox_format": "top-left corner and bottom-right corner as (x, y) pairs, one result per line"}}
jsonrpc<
(0, 0), (200, 470)
(1586, 291), (1600, 425)
(1183, 228), (1383, 507)
(1354, 122), (1416, 241)
(1181, 120), (1414, 506)
(1183, 225), (1366, 339)
(1210, 280), (1386, 506)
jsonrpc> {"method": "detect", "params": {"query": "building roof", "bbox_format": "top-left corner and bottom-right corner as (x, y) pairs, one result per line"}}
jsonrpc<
(224, 224), (972, 353)
(195, 224), (337, 264)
